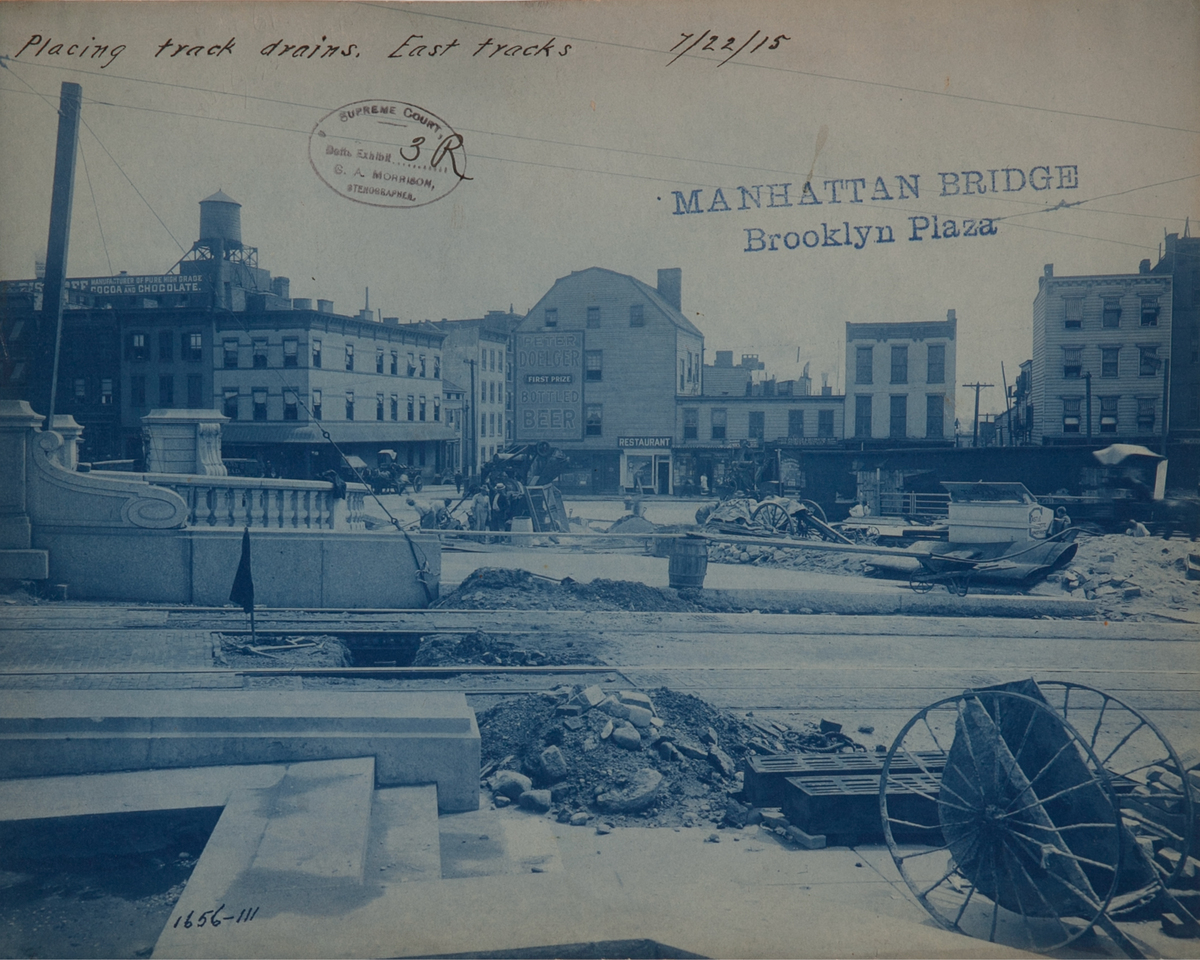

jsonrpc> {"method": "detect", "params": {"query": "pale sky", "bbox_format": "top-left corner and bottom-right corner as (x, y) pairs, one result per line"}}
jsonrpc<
(2, 0), (1197, 421)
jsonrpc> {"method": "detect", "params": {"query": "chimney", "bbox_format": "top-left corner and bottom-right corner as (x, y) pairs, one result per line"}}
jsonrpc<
(272, 276), (290, 300)
(1138, 259), (1151, 274)
(946, 308), (956, 322)
(715, 350), (733, 368)
(657, 268), (682, 311)
(292, 298), (312, 311)
(317, 299), (334, 314)
(1044, 264), (1054, 278)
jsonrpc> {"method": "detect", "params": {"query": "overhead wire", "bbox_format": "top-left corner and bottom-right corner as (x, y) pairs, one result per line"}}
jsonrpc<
(78, 141), (114, 275)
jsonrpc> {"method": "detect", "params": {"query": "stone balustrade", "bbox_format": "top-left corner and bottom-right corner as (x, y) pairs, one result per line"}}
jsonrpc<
(89, 472), (366, 531)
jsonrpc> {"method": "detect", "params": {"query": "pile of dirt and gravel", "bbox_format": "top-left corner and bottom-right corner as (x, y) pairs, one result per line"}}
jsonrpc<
(1028, 533), (1200, 620)
(477, 685), (868, 830)
(411, 631), (602, 667)
(706, 540), (868, 577)
(213, 634), (352, 669)
(434, 568), (701, 612)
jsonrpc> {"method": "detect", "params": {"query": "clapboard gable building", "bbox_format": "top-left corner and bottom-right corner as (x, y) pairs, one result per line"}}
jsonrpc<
(514, 267), (703, 494)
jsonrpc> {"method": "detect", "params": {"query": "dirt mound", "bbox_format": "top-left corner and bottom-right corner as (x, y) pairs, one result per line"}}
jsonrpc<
(477, 687), (866, 829)
(435, 567), (701, 612)
(411, 630), (601, 667)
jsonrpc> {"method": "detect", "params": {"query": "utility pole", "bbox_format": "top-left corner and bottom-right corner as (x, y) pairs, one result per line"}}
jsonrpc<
(40, 82), (83, 425)
(1000, 362), (1015, 447)
(463, 358), (477, 481)
(1084, 371), (1092, 440)
(962, 382), (993, 448)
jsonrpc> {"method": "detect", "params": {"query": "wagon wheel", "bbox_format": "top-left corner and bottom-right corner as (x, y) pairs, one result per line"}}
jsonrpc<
(753, 501), (795, 536)
(850, 525), (880, 546)
(909, 570), (936, 593)
(799, 499), (827, 524)
(1039, 680), (1195, 907)
(881, 690), (1125, 956)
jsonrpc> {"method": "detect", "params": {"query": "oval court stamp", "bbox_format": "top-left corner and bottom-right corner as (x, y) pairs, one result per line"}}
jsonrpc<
(309, 99), (469, 208)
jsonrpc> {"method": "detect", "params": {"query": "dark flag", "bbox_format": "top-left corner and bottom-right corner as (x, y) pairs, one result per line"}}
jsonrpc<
(229, 526), (254, 612)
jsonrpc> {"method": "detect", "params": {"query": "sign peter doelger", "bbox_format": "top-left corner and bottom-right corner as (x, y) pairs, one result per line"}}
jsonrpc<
(514, 331), (583, 441)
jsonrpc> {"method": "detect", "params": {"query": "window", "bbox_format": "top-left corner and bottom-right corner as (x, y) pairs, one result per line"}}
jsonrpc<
(433, 356), (440, 379)
(1099, 396), (1118, 433)
(253, 339), (268, 369)
(680, 359), (685, 391)
(629, 304), (644, 327)
(373, 349), (383, 374)
(187, 375), (203, 408)
(420, 396), (427, 421)
(253, 388), (267, 421)
(101, 379), (113, 405)
(490, 349), (496, 372)
(224, 339), (239, 369)
(926, 395), (944, 438)
(683, 407), (698, 440)
(158, 330), (173, 362)
(748, 411), (765, 440)
(129, 333), (149, 362)
(481, 413), (488, 438)
(312, 339), (322, 368)
(420, 355), (427, 377)
(376, 393), (385, 421)
(159, 375), (174, 407)
(407, 352), (416, 376)
(1140, 297), (1159, 326)
(1137, 398), (1156, 432)
(1064, 297), (1083, 329)
(390, 351), (398, 376)
(818, 409), (834, 438)
(1139, 346), (1159, 377)
(433, 396), (441, 421)
(855, 346), (873, 384)
(889, 395), (907, 438)
(854, 395), (872, 437)
(544, 308), (558, 328)
(489, 381), (496, 404)
(585, 404), (603, 436)
(890, 345), (908, 384)
(73, 378), (86, 401)
(283, 391), (298, 421)
(345, 391), (355, 420)
(489, 411), (495, 435)
(1101, 346), (1120, 378)
(345, 343), (354, 371)
(407, 395), (414, 421)
(788, 409), (805, 438)
(1062, 398), (1081, 433)
(312, 390), (322, 420)
(710, 408), (727, 440)
(283, 338), (298, 368)
(1102, 298), (1121, 328)
(130, 375), (147, 407)
(223, 389), (239, 419)
(587, 306), (601, 329)
(586, 350), (603, 382)
(390, 394), (399, 420)
(1062, 346), (1082, 378)
(927, 344), (945, 384)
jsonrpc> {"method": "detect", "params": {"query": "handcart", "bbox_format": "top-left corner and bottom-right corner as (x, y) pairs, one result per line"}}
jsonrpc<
(879, 679), (1197, 957)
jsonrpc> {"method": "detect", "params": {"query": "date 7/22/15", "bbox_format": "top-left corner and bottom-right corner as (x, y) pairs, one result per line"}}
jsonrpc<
(668, 30), (791, 67)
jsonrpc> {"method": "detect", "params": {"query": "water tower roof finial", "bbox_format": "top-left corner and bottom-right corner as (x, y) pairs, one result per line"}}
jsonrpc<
(201, 189), (240, 206)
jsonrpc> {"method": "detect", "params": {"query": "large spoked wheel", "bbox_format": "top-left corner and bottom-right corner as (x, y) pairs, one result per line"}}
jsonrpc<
(753, 501), (795, 536)
(909, 570), (936, 593)
(799, 499), (827, 524)
(1039, 680), (1195, 910)
(881, 690), (1125, 956)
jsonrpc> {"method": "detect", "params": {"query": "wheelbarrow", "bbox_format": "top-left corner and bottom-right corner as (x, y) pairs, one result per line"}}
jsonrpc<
(880, 679), (1197, 957)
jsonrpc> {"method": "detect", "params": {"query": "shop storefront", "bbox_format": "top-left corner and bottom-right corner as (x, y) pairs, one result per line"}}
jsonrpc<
(618, 436), (673, 494)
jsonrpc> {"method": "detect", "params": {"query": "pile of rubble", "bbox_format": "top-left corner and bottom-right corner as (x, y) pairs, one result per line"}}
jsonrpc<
(1029, 533), (1200, 620)
(434, 568), (702, 613)
(412, 630), (602, 667)
(477, 685), (866, 830)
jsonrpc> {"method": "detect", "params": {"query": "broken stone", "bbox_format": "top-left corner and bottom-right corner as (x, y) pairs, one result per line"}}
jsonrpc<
(745, 808), (764, 826)
(625, 704), (654, 729)
(675, 740), (709, 761)
(702, 726), (719, 745)
(657, 741), (684, 763)
(706, 833), (721, 843)
(493, 795), (511, 807)
(617, 690), (655, 712)
(539, 745), (569, 781)
(1124, 586), (1143, 599)
(723, 798), (749, 828)
(491, 770), (533, 799)
(611, 724), (642, 751)
(818, 718), (842, 734)
(600, 719), (614, 740)
(570, 812), (590, 826)
(570, 684), (607, 711)
(596, 768), (664, 813)
(600, 696), (632, 720)
(760, 809), (788, 829)
(555, 702), (583, 717)
(518, 789), (552, 812)
(563, 715), (585, 731)
(550, 783), (574, 803)
(708, 746), (736, 778)
(595, 822), (613, 835)
(857, 724), (875, 735)
(650, 716), (664, 728)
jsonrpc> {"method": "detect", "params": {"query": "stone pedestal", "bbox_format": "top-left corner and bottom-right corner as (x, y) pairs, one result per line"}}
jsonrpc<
(141, 409), (229, 475)
(49, 414), (83, 471)
(0, 401), (49, 579)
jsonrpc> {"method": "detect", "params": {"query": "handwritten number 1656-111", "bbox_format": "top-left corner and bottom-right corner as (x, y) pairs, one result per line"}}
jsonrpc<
(668, 30), (790, 67)
(172, 905), (259, 930)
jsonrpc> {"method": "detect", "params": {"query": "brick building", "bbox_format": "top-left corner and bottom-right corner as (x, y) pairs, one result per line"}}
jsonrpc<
(1031, 262), (1172, 443)
(1151, 231), (1200, 438)
(845, 313), (958, 443)
(514, 267), (703, 494)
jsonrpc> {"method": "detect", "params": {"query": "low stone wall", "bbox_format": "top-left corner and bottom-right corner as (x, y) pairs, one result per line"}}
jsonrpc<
(33, 524), (440, 607)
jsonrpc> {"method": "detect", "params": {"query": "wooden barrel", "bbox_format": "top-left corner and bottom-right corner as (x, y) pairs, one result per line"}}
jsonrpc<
(668, 536), (709, 590)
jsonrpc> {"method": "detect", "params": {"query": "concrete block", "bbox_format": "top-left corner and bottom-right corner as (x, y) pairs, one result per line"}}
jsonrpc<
(0, 689), (479, 812)
(0, 548), (49, 580)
